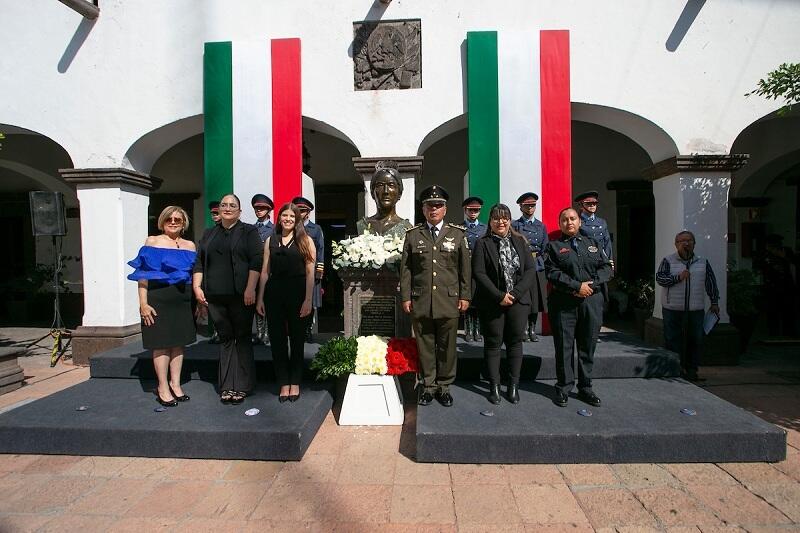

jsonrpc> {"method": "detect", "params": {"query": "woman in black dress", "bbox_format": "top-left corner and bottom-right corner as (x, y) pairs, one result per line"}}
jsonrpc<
(471, 203), (537, 404)
(256, 203), (315, 402)
(193, 194), (263, 405)
(128, 206), (197, 407)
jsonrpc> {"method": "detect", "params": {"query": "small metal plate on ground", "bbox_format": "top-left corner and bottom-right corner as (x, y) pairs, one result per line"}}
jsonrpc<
(245, 408), (260, 416)
(480, 410), (495, 417)
(153, 407), (167, 412)
(75, 406), (89, 411)
(577, 409), (592, 417)
(680, 408), (697, 416)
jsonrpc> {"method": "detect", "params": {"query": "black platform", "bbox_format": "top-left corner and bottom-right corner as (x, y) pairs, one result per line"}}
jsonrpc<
(416, 379), (786, 464)
(89, 332), (680, 381)
(0, 379), (332, 460)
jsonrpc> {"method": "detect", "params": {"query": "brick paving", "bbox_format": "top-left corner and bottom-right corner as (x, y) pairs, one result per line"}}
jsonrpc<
(0, 328), (798, 532)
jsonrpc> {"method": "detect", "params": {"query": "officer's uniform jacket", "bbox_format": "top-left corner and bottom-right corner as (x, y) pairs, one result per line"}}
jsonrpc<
(304, 220), (325, 308)
(578, 212), (612, 261)
(464, 220), (487, 252)
(544, 234), (613, 305)
(254, 219), (274, 243)
(511, 216), (548, 271)
(400, 222), (472, 320)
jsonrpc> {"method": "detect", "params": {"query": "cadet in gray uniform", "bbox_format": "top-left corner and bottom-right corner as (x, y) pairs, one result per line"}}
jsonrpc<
(545, 207), (613, 408)
(511, 192), (547, 342)
(575, 190), (613, 268)
(462, 196), (486, 342)
(293, 196), (324, 342)
(251, 194), (274, 344)
(400, 185), (471, 407)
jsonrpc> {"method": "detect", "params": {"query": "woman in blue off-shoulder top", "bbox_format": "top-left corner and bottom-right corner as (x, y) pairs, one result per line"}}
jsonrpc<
(128, 206), (197, 407)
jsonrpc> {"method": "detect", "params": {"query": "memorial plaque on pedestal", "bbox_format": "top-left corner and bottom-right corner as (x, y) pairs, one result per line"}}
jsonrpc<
(358, 295), (396, 337)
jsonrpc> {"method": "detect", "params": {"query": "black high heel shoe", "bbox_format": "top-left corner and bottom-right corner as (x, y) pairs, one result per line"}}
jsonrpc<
(154, 389), (178, 407)
(487, 383), (501, 405)
(507, 383), (520, 404)
(169, 385), (190, 402)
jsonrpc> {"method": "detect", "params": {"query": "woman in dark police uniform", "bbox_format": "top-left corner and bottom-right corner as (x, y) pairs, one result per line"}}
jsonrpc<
(193, 194), (263, 405)
(128, 206), (197, 407)
(471, 204), (537, 404)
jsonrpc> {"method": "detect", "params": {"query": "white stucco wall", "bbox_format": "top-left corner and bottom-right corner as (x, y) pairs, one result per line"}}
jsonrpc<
(1, 0), (797, 170)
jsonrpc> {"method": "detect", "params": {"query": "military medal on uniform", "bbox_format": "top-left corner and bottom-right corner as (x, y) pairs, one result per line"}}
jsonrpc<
(442, 237), (455, 251)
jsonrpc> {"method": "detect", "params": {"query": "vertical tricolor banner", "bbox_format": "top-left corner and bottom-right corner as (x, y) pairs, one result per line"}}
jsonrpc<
(467, 30), (571, 230)
(203, 39), (302, 226)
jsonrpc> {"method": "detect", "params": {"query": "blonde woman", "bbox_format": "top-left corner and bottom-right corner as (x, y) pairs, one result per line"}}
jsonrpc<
(128, 206), (197, 407)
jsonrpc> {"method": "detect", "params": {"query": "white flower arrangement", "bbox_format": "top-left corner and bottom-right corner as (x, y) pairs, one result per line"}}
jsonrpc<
(331, 231), (404, 270)
(354, 335), (389, 375)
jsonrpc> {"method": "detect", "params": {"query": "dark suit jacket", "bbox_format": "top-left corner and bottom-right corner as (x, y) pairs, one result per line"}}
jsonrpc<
(471, 233), (537, 308)
(193, 222), (263, 295)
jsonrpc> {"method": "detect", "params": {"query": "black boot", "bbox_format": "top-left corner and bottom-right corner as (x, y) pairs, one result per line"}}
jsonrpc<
(507, 383), (520, 404)
(473, 316), (483, 342)
(487, 383), (501, 405)
(464, 314), (474, 342)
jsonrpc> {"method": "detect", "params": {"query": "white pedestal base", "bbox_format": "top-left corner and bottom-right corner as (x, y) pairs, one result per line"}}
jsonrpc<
(338, 374), (404, 426)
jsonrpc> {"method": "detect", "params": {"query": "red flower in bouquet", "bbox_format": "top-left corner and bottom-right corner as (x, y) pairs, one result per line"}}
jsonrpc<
(386, 337), (419, 375)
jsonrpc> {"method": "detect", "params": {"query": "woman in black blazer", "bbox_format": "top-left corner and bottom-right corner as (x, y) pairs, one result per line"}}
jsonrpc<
(472, 203), (537, 404)
(193, 194), (263, 404)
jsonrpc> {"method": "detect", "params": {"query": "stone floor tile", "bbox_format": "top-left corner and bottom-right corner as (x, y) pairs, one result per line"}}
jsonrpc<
(243, 520), (316, 532)
(696, 527), (747, 533)
(335, 453), (395, 484)
(612, 463), (680, 488)
(21, 454), (84, 474)
(504, 464), (565, 485)
(68, 477), (158, 515)
(189, 481), (269, 521)
(390, 484), (455, 524)
(169, 458), (232, 480)
(449, 463), (508, 485)
(511, 483), (589, 525)
(557, 464), (618, 486)
(171, 517), (248, 533)
(0, 514), (53, 533)
(304, 426), (345, 455)
(5, 476), (101, 513)
(785, 428), (800, 450)
(274, 454), (339, 485)
(524, 524), (595, 533)
(223, 460), (284, 482)
(720, 462), (796, 487)
(572, 487), (657, 528)
(250, 482), (332, 522)
(452, 484), (522, 524)
(774, 448), (800, 482)
(614, 528), (668, 533)
(65, 456), (135, 477)
(115, 457), (181, 479)
(458, 525), (527, 533)
(662, 464), (738, 486)
(0, 473), (50, 511)
(0, 454), (41, 473)
(36, 513), (117, 532)
(634, 486), (724, 526)
(340, 429), (401, 456)
(106, 516), (179, 532)
(686, 484), (792, 526)
(322, 483), (392, 523)
(394, 454), (451, 485)
(748, 483), (800, 523)
(123, 480), (213, 519)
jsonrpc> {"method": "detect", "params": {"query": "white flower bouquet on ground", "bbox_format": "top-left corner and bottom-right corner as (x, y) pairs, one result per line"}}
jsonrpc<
(331, 231), (404, 271)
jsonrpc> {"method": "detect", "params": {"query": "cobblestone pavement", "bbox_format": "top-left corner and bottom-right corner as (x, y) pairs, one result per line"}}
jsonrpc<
(0, 328), (798, 532)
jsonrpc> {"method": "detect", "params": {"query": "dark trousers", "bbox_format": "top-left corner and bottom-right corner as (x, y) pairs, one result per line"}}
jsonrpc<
(765, 288), (797, 336)
(412, 316), (458, 393)
(208, 295), (256, 393)
(662, 308), (704, 372)
(550, 292), (603, 394)
(481, 302), (529, 385)
(265, 287), (309, 386)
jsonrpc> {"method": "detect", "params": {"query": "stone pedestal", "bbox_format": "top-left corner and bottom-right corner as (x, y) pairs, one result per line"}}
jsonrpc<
(339, 268), (411, 338)
(338, 374), (404, 426)
(0, 347), (25, 395)
(60, 168), (161, 364)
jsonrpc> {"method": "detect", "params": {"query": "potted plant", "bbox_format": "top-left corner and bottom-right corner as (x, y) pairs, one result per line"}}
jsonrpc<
(310, 336), (357, 393)
(622, 277), (655, 338)
(727, 268), (760, 351)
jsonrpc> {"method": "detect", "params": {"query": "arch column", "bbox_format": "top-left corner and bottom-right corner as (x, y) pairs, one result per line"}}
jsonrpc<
(643, 154), (748, 363)
(61, 168), (162, 364)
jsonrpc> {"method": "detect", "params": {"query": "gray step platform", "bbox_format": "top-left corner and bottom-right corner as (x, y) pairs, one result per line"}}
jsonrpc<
(0, 379), (332, 461)
(416, 379), (786, 464)
(89, 332), (680, 381)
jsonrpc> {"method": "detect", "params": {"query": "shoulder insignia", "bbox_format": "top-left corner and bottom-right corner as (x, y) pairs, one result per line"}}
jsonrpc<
(406, 224), (424, 233)
(447, 223), (466, 231)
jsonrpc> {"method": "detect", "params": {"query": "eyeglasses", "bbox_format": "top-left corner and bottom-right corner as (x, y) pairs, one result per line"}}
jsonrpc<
(491, 217), (511, 223)
(165, 217), (184, 224)
(219, 202), (239, 209)
(426, 203), (446, 210)
(520, 203), (537, 208)
(581, 201), (598, 207)
(676, 239), (694, 245)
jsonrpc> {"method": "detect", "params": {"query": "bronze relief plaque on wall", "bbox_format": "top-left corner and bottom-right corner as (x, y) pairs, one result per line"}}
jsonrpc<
(353, 19), (421, 90)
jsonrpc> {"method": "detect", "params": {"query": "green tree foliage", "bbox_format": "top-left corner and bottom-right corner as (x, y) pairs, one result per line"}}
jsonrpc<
(746, 63), (800, 116)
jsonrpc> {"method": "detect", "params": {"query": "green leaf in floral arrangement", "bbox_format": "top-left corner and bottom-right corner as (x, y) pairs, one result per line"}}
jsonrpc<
(310, 336), (357, 380)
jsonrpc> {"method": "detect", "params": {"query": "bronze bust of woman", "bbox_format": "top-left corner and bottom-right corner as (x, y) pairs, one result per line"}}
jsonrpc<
(356, 162), (412, 237)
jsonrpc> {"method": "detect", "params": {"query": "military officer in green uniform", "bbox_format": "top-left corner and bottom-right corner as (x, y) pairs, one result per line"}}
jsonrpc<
(400, 185), (471, 407)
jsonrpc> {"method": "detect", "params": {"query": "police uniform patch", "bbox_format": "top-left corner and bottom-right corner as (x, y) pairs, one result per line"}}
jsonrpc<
(559, 247), (570, 254)
(588, 245), (598, 253)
